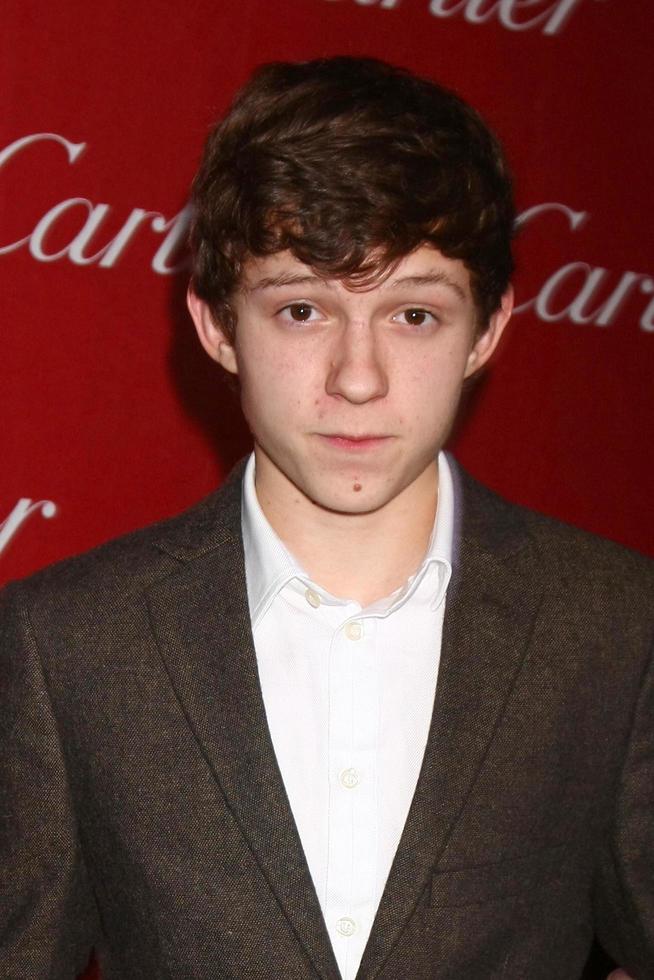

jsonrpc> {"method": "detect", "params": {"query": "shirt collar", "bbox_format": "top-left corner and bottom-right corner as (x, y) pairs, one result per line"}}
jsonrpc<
(242, 451), (454, 627)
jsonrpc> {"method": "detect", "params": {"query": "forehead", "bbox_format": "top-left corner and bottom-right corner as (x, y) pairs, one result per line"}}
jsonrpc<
(238, 245), (473, 302)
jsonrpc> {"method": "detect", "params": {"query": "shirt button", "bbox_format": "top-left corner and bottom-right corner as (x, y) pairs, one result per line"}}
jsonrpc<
(340, 767), (360, 789)
(336, 916), (356, 937)
(344, 621), (363, 641)
(305, 588), (321, 608)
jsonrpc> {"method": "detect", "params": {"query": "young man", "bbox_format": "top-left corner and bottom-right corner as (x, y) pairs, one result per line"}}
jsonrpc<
(0, 58), (650, 980)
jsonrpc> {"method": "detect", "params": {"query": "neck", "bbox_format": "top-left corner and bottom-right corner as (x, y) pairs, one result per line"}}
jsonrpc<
(254, 456), (439, 607)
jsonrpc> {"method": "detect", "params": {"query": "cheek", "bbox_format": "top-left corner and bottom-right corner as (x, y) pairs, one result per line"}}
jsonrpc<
(238, 356), (313, 425)
(401, 351), (468, 420)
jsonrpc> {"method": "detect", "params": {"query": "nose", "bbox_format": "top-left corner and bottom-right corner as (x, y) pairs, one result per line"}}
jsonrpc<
(325, 319), (389, 404)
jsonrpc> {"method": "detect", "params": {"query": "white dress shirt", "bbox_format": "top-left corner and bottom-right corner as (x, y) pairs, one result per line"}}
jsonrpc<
(242, 453), (454, 980)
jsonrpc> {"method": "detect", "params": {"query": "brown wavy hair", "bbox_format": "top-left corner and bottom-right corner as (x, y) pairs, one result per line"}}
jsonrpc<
(189, 57), (514, 336)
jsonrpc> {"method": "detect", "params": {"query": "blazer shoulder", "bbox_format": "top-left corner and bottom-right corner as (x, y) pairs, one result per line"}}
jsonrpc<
(457, 467), (654, 604)
(2, 465), (245, 621)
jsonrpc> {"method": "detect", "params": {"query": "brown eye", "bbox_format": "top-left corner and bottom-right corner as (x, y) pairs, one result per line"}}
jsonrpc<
(403, 308), (431, 326)
(288, 303), (314, 321)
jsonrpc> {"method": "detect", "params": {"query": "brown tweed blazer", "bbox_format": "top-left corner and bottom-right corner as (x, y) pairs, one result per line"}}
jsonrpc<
(1, 462), (653, 980)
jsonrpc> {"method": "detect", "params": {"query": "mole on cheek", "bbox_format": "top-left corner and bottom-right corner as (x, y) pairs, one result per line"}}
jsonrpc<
(353, 482), (362, 492)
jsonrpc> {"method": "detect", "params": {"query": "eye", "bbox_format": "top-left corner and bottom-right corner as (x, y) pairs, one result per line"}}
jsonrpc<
(279, 302), (320, 323)
(394, 308), (437, 328)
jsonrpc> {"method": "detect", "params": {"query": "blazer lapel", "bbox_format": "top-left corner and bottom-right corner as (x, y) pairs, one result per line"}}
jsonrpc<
(358, 468), (544, 979)
(145, 472), (340, 980)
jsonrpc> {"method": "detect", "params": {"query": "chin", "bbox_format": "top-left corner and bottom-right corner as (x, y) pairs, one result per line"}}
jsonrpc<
(307, 485), (393, 516)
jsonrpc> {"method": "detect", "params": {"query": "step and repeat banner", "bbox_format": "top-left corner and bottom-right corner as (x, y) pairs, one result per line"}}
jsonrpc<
(2, 2), (652, 977)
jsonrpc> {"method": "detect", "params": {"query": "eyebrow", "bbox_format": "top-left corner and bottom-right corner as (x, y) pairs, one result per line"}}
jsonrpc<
(245, 273), (335, 293)
(245, 268), (467, 302)
(388, 272), (468, 303)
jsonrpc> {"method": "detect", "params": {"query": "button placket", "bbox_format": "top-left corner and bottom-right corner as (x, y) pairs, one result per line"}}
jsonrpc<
(326, 610), (374, 980)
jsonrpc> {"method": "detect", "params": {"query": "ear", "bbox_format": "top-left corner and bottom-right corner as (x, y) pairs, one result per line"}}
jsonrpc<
(187, 287), (238, 375)
(464, 285), (514, 379)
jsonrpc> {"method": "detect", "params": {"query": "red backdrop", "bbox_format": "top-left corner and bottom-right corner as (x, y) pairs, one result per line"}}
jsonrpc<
(2, 2), (652, 974)
(3, 0), (653, 585)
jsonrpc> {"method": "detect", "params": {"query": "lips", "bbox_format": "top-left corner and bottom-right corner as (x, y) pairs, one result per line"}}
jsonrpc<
(319, 434), (392, 451)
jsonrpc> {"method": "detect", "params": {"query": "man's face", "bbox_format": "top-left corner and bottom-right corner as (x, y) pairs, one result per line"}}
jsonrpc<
(189, 245), (512, 518)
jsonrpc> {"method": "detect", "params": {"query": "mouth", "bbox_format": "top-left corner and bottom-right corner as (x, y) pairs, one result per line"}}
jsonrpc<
(318, 434), (393, 452)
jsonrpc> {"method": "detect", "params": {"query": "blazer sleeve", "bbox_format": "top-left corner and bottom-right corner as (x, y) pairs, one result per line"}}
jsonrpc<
(592, 636), (654, 978)
(0, 584), (99, 979)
